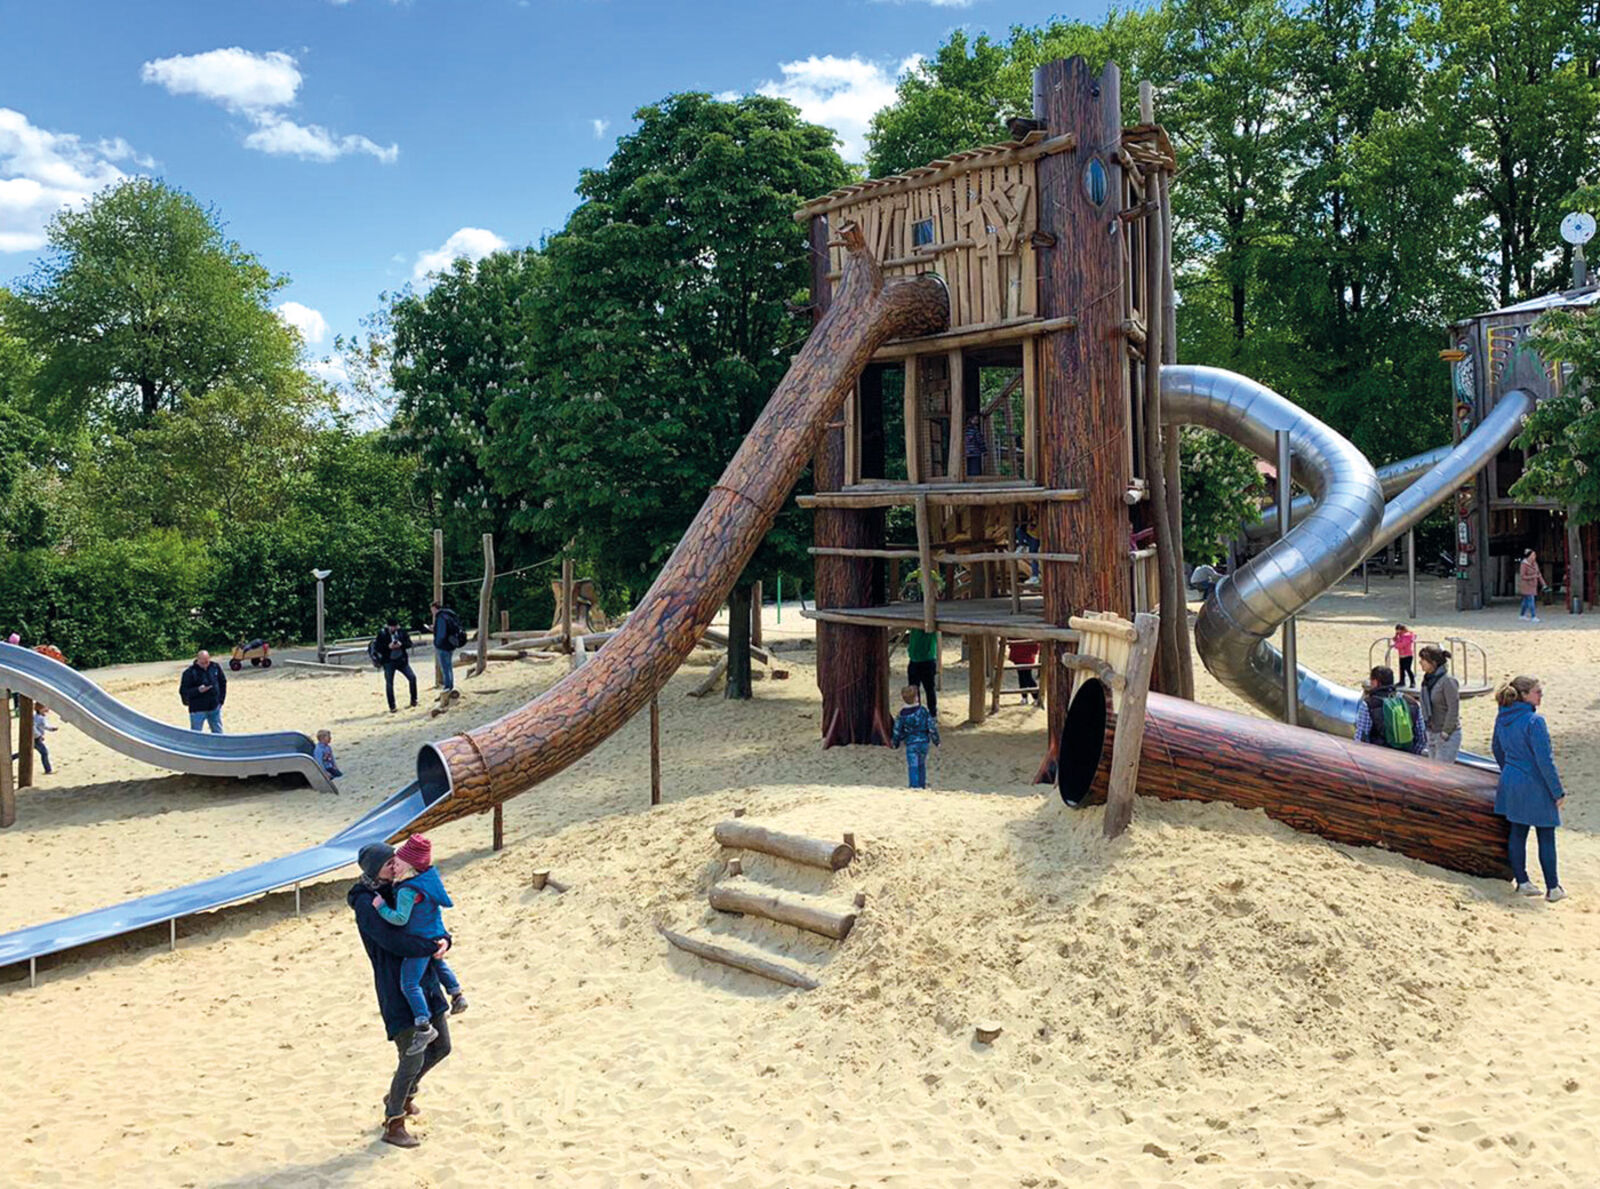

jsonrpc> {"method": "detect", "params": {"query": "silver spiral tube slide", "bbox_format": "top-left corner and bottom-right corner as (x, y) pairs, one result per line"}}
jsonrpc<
(1160, 366), (1534, 734)
(1247, 444), (1453, 540)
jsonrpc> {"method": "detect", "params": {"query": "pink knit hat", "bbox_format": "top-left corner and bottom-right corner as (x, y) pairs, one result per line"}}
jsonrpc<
(395, 834), (432, 871)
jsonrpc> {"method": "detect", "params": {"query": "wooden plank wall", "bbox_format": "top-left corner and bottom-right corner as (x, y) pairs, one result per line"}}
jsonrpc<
(826, 161), (1040, 330)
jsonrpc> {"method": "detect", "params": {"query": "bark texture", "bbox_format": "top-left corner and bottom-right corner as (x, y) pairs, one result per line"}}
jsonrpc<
(406, 229), (948, 833)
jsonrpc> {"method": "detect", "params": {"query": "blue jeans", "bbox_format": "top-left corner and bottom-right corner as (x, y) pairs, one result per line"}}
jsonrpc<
(437, 648), (455, 691)
(1520, 594), (1537, 618)
(400, 955), (460, 1024)
(906, 746), (928, 789)
(1508, 822), (1558, 888)
(188, 708), (224, 733)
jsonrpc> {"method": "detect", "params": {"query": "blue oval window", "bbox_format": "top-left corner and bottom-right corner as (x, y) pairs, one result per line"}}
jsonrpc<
(1084, 157), (1108, 206)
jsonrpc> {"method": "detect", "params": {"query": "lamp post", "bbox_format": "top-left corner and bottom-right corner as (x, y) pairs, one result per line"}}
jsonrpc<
(312, 569), (332, 663)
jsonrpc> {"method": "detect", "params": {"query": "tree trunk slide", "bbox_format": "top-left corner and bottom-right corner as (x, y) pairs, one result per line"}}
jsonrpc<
(713, 820), (856, 871)
(657, 925), (819, 991)
(708, 882), (857, 941)
(1059, 679), (1513, 879)
(407, 230), (948, 833)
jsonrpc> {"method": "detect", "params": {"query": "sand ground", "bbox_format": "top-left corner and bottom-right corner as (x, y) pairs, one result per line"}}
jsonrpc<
(2, 578), (1597, 1187)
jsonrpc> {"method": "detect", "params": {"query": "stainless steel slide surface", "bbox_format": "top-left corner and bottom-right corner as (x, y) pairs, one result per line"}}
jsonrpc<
(0, 782), (435, 969)
(1248, 445), (1453, 540)
(1161, 366), (1533, 733)
(0, 642), (334, 793)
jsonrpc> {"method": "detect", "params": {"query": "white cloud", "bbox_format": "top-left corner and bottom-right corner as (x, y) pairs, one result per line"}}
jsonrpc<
(276, 300), (329, 345)
(307, 354), (349, 386)
(754, 54), (922, 162)
(591, 118), (610, 139)
(0, 108), (140, 253)
(141, 48), (301, 112)
(413, 226), (508, 280)
(140, 47), (397, 164)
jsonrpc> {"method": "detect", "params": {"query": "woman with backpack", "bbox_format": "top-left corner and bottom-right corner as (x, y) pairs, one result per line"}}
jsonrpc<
(1418, 646), (1461, 764)
(1492, 675), (1566, 902)
(1353, 665), (1427, 755)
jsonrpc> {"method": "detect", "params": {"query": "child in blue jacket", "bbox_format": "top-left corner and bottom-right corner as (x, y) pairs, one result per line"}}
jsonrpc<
(372, 834), (469, 1053)
(891, 684), (940, 788)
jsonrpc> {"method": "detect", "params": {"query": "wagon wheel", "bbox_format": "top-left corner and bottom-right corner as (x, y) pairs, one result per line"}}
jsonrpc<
(229, 658), (243, 671)
(261, 657), (273, 669)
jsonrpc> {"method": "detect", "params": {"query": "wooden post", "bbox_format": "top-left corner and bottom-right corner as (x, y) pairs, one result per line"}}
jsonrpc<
(649, 694), (662, 806)
(1102, 612), (1159, 839)
(474, 533), (495, 677)
(1569, 509), (1585, 614)
(904, 355), (923, 483)
(1033, 57), (1132, 780)
(914, 493), (936, 631)
(492, 803), (504, 851)
(1, 690), (15, 828)
(315, 575), (327, 665)
(500, 609), (511, 635)
(561, 556), (574, 654)
(432, 528), (445, 688)
(16, 696), (33, 789)
(751, 580), (764, 647)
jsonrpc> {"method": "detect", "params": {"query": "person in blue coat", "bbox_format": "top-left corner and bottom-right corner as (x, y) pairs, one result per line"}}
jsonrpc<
(1491, 675), (1567, 902)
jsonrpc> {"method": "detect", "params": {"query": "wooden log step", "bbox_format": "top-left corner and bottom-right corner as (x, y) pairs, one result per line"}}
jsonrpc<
(713, 820), (856, 870)
(708, 879), (858, 940)
(657, 925), (819, 990)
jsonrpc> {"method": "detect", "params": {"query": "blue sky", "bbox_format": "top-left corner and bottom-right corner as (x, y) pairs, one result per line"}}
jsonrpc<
(1, 0), (1105, 383)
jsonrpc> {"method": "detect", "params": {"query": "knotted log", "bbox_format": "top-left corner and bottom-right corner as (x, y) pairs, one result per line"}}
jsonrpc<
(713, 820), (856, 871)
(709, 881), (858, 940)
(406, 229), (948, 833)
(658, 925), (819, 990)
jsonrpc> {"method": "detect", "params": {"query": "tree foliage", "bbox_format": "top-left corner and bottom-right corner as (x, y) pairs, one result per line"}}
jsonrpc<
(11, 178), (301, 424)
(1513, 309), (1600, 524)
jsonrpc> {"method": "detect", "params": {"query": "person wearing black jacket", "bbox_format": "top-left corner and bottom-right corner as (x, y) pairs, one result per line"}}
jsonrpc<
(178, 650), (227, 732)
(371, 618), (418, 713)
(350, 842), (454, 1148)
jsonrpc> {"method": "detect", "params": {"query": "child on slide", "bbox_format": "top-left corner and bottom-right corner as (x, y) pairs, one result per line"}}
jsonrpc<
(372, 834), (468, 1054)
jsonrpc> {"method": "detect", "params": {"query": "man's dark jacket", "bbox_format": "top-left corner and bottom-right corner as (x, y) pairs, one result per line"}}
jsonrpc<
(370, 626), (414, 669)
(179, 661), (227, 712)
(348, 881), (449, 1040)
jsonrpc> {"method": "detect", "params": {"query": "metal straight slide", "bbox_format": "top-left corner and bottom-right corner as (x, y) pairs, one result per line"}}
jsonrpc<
(0, 782), (437, 970)
(0, 642), (335, 793)
(1161, 366), (1533, 734)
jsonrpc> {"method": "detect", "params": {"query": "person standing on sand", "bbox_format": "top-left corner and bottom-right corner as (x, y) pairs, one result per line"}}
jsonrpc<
(429, 601), (465, 699)
(1392, 623), (1417, 688)
(1492, 676), (1567, 902)
(372, 618), (418, 714)
(350, 842), (455, 1149)
(1417, 646), (1461, 764)
(1517, 549), (1543, 621)
(178, 650), (227, 733)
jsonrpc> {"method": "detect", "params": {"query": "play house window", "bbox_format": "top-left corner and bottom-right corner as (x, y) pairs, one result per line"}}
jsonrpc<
(913, 218), (935, 247)
(1084, 157), (1109, 206)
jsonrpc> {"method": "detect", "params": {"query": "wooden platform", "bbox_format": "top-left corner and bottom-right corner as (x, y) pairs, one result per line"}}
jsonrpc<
(802, 597), (1079, 642)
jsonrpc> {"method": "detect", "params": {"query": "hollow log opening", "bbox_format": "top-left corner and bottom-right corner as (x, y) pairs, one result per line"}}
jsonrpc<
(1059, 677), (1108, 806)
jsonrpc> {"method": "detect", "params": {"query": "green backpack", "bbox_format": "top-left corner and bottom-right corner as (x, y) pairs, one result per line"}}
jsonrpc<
(1380, 695), (1414, 748)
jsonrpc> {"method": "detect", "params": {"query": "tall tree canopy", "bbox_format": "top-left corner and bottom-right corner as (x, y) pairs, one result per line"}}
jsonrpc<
(484, 92), (851, 695)
(12, 177), (301, 424)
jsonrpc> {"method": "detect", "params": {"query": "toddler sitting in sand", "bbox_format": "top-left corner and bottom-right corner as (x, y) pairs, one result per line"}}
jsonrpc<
(890, 684), (940, 789)
(372, 834), (468, 1053)
(313, 729), (343, 780)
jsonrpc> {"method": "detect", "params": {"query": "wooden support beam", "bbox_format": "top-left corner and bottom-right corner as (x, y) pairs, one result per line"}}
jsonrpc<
(751, 580), (764, 648)
(866, 314), (1082, 360)
(657, 925), (819, 990)
(1, 690), (15, 828)
(1103, 612), (1159, 839)
(903, 354), (923, 484)
(649, 695), (662, 806)
(713, 820), (855, 870)
(1060, 651), (1125, 690)
(709, 881), (858, 940)
(560, 556), (574, 655)
(474, 533), (495, 677)
(432, 528), (444, 688)
(16, 696), (33, 789)
(938, 550), (1078, 565)
(915, 493), (936, 632)
(1068, 614), (1139, 643)
(798, 485), (1084, 509)
(492, 803), (504, 851)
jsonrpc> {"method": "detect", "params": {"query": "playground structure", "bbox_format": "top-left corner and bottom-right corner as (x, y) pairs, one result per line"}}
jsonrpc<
(0, 55), (1557, 977)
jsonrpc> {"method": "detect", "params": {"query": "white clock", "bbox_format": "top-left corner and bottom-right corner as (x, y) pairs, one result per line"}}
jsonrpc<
(1560, 211), (1595, 245)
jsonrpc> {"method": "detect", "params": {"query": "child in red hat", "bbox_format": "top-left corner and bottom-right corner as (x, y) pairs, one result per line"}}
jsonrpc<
(373, 834), (468, 1054)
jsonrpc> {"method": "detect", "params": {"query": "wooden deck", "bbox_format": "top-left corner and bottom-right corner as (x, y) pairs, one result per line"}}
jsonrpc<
(802, 597), (1078, 642)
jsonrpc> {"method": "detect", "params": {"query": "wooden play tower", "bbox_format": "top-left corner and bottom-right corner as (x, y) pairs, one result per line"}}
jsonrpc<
(799, 57), (1186, 779)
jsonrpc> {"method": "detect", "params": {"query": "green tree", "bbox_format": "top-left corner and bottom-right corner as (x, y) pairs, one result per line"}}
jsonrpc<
(12, 177), (300, 424)
(1512, 309), (1600, 523)
(487, 93), (850, 697)
(1180, 427), (1264, 563)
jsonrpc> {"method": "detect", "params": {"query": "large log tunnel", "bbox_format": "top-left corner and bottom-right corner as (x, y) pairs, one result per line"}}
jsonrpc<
(1059, 678), (1513, 880)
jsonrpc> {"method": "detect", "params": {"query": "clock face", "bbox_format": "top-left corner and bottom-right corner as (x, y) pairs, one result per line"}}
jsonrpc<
(1561, 211), (1596, 245)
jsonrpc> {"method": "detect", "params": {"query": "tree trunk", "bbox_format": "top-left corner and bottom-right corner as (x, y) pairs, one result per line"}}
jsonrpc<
(725, 582), (754, 700)
(410, 225), (948, 829)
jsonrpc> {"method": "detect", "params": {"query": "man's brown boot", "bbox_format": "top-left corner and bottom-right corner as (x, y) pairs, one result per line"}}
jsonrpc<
(381, 1116), (420, 1148)
(404, 1096), (420, 1117)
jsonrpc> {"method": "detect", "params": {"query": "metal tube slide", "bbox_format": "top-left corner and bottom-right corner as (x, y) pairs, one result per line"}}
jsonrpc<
(1248, 444), (1452, 540)
(0, 643), (334, 792)
(1161, 366), (1533, 733)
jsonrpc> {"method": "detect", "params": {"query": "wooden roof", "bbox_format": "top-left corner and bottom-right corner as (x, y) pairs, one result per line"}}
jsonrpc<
(794, 130), (1075, 223)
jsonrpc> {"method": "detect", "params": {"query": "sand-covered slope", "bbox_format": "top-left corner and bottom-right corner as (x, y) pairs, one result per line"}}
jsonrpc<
(2, 580), (1596, 1186)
